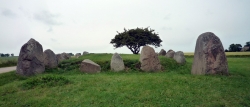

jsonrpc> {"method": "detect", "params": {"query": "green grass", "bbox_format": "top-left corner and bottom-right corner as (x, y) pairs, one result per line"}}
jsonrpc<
(0, 54), (250, 106)
(0, 56), (18, 68)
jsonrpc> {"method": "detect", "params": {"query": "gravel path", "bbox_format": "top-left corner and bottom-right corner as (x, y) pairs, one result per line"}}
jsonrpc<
(0, 66), (16, 74)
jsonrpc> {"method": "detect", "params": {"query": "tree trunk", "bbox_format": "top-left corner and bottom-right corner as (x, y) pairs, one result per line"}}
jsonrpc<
(127, 45), (140, 54)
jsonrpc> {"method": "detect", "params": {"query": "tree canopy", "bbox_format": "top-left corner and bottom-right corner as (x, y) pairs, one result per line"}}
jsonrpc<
(110, 27), (162, 54)
(245, 41), (250, 47)
(228, 44), (242, 52)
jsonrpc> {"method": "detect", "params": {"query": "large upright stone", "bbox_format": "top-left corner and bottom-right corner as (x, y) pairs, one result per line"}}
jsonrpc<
(80, 59), (101, 73)
(140, 46), (161, 72)
(173, 51), (186, 64)
(16, 38), (45, 76)
(110, 53), (125, 72)
(191, 32), (228, 75)
(158, 49), (166, 56)
(43, 49), (58, 69)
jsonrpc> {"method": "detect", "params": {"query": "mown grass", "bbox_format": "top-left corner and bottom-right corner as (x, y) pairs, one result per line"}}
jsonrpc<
(0, 54), (250, 106)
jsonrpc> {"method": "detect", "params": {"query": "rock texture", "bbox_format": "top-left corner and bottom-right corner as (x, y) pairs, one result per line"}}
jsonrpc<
(173, 51), (186, 64)
(75, 53), (81, 58)
(158, 49), (166, 56)
(110, 53), (125, 72)
(16, 38), (45, 76)
(165, 50), (175, 58)
(62, 53), (70, 59)
(56, 52), (70, 63)
(80, 59), (101, 73)
(82, 51), (89, 55)
(140, 46), (161, 72)
(43, 49), (58, 69)
(191, 32), (228, 75)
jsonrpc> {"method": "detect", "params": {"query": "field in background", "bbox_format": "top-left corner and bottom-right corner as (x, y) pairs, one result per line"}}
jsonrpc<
(0, 54), (249, 106)
(184, 52), (250, 56)
(0, 56), (18, 68)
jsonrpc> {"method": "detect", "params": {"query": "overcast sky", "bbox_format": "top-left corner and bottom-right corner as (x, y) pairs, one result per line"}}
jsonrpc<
(0, 0), (250, 55)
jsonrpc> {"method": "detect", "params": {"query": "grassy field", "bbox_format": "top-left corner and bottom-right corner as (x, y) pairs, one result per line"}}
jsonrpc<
(185, 52), (250, 57)
(0, 56), (18, 68)
(0, 54), (249, 106)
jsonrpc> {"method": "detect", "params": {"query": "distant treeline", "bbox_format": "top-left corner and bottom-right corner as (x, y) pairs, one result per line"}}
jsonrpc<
(0, 53), (14, 57)
(225, 41), (250, 52)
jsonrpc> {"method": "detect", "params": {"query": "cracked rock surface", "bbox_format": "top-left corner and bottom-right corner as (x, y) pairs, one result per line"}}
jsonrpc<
(191, 32), (228, 75)
(16, 38), (45, 76)
(140, 46), (161, 72)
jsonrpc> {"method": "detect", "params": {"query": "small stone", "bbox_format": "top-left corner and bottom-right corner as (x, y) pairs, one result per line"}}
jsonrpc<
(173, 51), (186, 64)
(80, 59), (101, 73)
(110, 53), (125, 72)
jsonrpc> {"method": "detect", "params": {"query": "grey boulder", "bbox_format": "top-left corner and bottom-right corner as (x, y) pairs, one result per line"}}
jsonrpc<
(165, 50), (175, 58)
(80, 59), (101, 73)
(43, 49), (58, 69)
(158, 49), (166, 56)
(16, 38), (45, 76)
(191, 32), (228, 75)
(110, 53), (125, 72)
(140, 46), (161, 72)
(173, 51), (186, 64)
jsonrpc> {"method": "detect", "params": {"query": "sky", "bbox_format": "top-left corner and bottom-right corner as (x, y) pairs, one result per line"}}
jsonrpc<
(0, 0), (250, 56)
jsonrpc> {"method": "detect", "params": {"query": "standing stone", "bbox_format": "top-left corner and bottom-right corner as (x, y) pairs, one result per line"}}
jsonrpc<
(43, 49), (58, 69)
(82, 51), (89, 55)
(56, 52), (69, 63)
(62, 52), (70, 59)
(75, 53), (81, 58)
(140, 46), (161, 72)
(16, 38), (45, 76)
(191, 32), (228, 75)
(158, 49), (167, 56)
(56, 54), (63, 63)
(80, 59), (101, 73)
(165, 50), (175, 58)
(173, 51), (186, 64)
(110, 53), (125, 72)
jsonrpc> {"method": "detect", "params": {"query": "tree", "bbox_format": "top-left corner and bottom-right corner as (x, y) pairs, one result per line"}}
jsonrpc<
(110, 27), (162, 54)
(229, 44), (242, 52)
(4, 53), (10, 57)
(0, 53), (4, 57)
(244, 41), (250, 47)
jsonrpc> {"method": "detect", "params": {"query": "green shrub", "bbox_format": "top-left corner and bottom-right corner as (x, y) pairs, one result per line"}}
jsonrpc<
(20, 75), (70, 90)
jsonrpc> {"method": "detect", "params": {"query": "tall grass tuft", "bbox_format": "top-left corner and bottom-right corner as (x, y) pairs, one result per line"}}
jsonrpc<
(20, 75), (70, 90)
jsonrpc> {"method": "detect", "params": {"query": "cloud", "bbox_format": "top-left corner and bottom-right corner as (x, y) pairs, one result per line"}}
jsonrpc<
(161, 26), (172, 30)
(34, 11), (62, 25)
(163, 14), (171, 20)
(50, 38), (57, 42)
(1, 9), (16, 18)
(47, 27), (53, 32)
